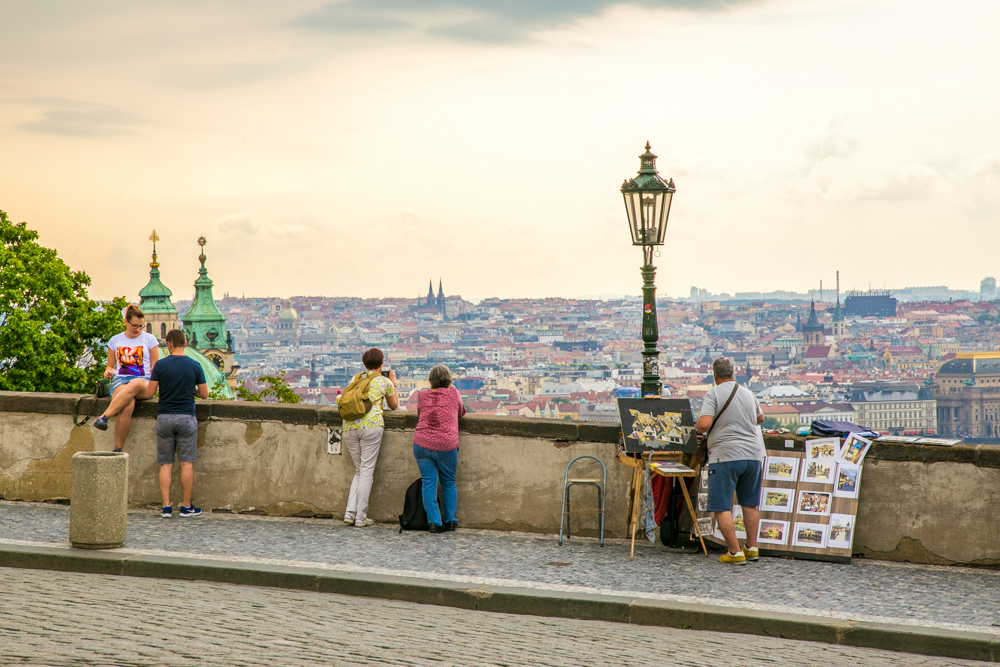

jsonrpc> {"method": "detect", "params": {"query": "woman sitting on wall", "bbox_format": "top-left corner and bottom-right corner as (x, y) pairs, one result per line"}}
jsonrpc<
(413, 364), (466, 533)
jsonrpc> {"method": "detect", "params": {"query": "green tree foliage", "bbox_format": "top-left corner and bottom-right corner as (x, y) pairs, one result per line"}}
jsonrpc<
(234, 375), (301, 404)
(0, 210), (127, 393)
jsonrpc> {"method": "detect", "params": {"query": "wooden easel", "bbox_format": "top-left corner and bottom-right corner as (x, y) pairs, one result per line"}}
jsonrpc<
(618, 451), (708, 560)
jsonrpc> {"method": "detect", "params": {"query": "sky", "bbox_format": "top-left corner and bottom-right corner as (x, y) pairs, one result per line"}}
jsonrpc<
(1, 0), (999, 303)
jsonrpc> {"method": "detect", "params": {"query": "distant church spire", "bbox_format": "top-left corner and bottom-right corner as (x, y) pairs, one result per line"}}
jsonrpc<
(437, 279), (445, 311)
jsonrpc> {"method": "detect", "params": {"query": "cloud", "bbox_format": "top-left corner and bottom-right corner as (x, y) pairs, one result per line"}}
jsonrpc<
(804, 113), (857, 162)
(162, 60), (311, 91)
(216, 212), (325, 246)
(292, 0), (759, 42)
(858, 163), (939, 201)
(16, 107), (142, 137)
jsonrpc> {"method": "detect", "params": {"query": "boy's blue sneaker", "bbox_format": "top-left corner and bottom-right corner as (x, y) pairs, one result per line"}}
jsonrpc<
(179, 505), (202, 518)
(161, 506), (172, 518)
(93, 416), (108, 431)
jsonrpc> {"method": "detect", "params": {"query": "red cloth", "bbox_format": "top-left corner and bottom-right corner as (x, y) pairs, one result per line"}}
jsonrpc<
(651, 474), (671, 525)
(414, 387), (467, 451)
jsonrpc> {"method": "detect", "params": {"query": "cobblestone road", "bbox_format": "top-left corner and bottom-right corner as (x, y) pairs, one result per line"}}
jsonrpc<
(3, 501), (999, 633)
(0, 567), (991, 667)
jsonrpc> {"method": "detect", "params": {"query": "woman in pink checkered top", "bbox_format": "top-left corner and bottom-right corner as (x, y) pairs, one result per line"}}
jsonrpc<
(413, 364), (467, 533)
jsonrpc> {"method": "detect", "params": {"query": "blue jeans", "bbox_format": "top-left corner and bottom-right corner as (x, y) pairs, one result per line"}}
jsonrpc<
(413, 444), (457, 526)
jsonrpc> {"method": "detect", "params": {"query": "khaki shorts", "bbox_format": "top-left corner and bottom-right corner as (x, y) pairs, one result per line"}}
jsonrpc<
(156, 414), (198, 465)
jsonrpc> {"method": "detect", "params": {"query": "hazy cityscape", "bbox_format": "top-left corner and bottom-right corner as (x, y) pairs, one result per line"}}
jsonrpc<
(139, 238), (1000, 440)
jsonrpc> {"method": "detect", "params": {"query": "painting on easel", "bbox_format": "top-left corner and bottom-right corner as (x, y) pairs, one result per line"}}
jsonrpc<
(617, 398), (698, 454)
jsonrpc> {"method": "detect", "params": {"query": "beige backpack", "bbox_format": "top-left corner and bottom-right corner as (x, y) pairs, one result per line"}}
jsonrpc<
(339, 371), (380, 421)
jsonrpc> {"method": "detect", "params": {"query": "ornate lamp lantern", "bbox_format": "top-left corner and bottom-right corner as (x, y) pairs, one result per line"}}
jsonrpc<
(621, 142), (676, 396)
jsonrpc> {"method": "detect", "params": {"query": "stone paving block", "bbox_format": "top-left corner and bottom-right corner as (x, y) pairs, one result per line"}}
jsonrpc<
(124, 554), (325, 591)
(475, 585), (633, 623)
(840, 621), (999, 663)
(316, 569), (481, 610)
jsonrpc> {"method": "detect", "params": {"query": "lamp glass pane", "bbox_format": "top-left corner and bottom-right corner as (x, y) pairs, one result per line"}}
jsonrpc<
(641, 193), (658, 244)
(657, 191), (673, 244)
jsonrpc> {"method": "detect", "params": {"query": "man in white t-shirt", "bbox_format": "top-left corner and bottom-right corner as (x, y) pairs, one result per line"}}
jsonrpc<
(695, 356), (766, 566)
(93, 305), (160, 452)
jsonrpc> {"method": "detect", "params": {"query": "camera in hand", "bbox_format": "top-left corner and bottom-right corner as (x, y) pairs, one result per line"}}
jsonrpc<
(381, 370), (391, 378)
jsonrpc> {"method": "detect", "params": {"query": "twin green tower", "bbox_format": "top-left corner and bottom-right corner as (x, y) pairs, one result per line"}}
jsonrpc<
(138, 231), (236, 398)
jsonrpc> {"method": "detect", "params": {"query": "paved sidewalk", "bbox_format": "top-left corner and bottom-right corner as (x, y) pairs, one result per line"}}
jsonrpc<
(0, 567), (989, 667)
(2, 500), (998, 634)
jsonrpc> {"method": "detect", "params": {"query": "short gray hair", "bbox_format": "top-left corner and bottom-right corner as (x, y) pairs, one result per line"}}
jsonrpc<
(428, 364), (452, 389)
(712, 356), (734, 379)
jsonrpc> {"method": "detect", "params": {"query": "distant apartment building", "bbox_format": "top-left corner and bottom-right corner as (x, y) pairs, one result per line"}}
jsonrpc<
(844, 289), (897, 318)
(933, 352), (1000, 438)
(850, 382), (937, 435)
(981, 277), (997, 302)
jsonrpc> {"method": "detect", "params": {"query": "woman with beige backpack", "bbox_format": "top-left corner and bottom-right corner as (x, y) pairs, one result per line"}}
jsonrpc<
(339, 348), (398, 526)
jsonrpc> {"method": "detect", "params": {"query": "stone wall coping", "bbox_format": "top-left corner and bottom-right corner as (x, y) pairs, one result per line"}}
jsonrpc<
(2, 390), (997, 467)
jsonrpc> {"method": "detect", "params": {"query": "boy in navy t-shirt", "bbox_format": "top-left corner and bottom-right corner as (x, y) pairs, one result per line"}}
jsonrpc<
(147, 330), (208, 518)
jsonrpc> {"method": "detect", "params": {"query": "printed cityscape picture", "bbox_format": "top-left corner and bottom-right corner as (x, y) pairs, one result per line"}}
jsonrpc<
(793, 522), (829, 549)
(757, 520), (789, 546)
(761, 488), (794, 513)
(828, 514), (855, 550)
(797, 490), (832, 516)
(839, 434), (873, 466)
(806, 438), (839, 460)
(764, 456), (799, 482)
(803, 460), (835, 484)
(834, 465), (861, 499)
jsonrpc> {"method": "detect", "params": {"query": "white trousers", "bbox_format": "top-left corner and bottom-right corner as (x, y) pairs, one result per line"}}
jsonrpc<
(343, 427), (384, 521)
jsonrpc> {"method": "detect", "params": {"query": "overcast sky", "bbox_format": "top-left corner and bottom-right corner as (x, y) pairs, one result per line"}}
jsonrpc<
(2, 0), (999, 303)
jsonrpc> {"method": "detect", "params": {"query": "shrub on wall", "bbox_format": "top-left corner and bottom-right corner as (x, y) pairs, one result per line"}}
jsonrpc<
(0, 209), (128, 393)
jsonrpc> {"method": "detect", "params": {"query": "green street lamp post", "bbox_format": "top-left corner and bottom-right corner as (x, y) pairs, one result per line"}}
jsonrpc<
(621, 142), (676, 397)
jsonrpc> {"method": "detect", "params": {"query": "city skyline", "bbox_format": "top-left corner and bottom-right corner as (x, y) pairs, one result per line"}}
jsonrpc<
(2, 0), (1000, 302)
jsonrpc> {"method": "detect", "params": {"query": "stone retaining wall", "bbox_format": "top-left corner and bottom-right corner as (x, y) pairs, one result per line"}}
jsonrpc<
(1, 391), (997, 566)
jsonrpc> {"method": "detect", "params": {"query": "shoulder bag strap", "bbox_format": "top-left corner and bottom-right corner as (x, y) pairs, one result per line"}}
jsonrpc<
(704, 383), (739, 440)
(73, 382), (101, 427)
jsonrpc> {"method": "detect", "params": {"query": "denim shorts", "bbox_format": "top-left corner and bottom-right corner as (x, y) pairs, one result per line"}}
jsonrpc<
(156, 414), (198, 465)
(706, 460), (762, 512)
(110, 375), (141, 396)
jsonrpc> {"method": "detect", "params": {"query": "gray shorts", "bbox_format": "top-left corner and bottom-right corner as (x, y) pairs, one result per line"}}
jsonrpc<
(156, 414), (198, 465)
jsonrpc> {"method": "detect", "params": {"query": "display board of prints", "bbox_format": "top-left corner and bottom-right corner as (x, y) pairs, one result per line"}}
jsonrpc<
(692, 434), (871, 563)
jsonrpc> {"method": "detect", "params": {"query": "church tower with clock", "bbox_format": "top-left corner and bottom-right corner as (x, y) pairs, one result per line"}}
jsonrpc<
(181, 236), (238, 386)
(138, 230), (180, 343)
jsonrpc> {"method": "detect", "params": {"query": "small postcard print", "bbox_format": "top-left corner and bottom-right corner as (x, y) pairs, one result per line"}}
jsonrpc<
(757, 519), (789, 546)
(839, 433), (872, 466)
(801, 459), (835, 484)
(700, 467), (709, 487)
(695, 517), (713, 536)
(797, 490), (832, 516)
(828, 514), (855, 550)
(834, 464), (861, 499)
(764, 456), (799, 482)
(793, 522), (829, 549)
(760, 487), (794, 513)
(697, 492), (708, 512)
(805, 437), (839, 460)
(733, 505), (747, 539)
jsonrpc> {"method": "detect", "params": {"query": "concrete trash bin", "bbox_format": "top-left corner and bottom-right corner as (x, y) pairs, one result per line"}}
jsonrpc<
(70, 451), (128, 549)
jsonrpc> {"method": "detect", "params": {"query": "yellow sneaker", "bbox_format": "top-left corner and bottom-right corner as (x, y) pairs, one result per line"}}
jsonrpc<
(719, 551), (746, 565)
(742, 546), (759, 562)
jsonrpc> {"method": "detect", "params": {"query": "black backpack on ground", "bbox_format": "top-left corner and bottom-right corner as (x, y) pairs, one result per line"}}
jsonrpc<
(398, 478), (443, 533)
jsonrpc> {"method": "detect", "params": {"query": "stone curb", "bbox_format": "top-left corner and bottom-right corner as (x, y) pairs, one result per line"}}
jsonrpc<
(0, 543), (996, 663)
